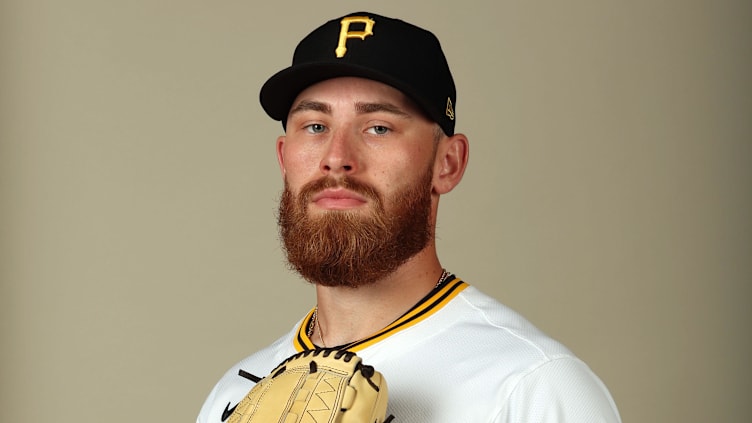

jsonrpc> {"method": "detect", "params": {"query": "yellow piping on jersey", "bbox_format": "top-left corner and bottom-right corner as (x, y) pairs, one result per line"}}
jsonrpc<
(293, 277), (468, 352)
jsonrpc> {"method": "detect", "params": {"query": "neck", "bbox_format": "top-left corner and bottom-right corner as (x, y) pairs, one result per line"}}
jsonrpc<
(311, 249), (444, 348)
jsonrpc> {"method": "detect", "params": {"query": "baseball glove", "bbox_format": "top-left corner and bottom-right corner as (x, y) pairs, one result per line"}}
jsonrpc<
(227, 349), (394, 423)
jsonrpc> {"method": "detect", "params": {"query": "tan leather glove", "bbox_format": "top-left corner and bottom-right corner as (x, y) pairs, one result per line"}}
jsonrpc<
(228, 349), (394, 423)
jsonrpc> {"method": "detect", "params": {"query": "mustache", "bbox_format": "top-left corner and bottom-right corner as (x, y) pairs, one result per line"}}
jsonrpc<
(299, 176), (382, 204)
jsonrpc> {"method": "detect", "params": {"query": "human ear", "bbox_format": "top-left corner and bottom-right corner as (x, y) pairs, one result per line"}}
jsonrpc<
(433, 133), (469, 195)
(276, 135), (287, 178)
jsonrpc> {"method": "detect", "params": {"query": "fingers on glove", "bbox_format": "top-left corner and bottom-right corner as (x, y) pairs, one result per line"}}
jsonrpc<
(341, 385), (356, 411)
(282, 414), (300, 423)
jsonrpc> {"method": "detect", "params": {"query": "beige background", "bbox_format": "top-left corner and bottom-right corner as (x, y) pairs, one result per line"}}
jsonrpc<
(1, 1), (750, 422)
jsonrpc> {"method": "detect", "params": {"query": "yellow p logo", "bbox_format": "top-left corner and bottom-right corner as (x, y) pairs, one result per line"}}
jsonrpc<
(336, 16), (376, 58)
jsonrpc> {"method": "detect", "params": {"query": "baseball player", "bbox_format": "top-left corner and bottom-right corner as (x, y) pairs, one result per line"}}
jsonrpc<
(197, 11), (621, 423)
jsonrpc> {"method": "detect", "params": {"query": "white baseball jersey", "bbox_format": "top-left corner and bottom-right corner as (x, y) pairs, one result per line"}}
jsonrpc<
(197, 276), (621, 422)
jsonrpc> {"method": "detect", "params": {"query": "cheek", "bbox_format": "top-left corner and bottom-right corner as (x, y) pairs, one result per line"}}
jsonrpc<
(386, 146), (434, 180)
(281, 147), (320, 184)
(376, 158), (429, 195)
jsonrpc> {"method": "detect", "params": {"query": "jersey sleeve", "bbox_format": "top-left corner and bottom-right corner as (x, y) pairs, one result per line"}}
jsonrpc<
(495, 356), (621, 423)
(196, 390), (213, 423)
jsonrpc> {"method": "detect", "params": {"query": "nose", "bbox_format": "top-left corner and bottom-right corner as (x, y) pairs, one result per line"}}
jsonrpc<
(320, 129), (359, 175)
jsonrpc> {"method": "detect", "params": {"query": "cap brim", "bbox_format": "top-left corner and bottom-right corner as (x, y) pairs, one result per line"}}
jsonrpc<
(259, 62), (434, 124)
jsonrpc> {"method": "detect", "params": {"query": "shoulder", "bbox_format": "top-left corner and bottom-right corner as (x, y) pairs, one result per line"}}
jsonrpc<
(496, 356), (622, 422)
(454, 286), (621, 422)
(451, 286), (575, 358)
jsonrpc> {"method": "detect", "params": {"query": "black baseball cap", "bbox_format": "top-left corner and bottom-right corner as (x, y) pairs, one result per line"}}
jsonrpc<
(260, 12), (457, 136)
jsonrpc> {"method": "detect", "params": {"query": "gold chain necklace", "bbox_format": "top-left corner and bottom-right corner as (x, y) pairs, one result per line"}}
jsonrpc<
(307, 269), (450, 347)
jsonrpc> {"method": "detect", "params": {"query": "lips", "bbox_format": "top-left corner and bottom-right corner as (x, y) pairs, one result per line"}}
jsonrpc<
(310, 188), (369, 210)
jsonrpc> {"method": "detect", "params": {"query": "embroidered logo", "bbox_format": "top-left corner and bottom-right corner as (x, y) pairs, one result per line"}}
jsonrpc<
(221, 402), (237, 421)
(336, 16), (376, 58)
(446, 97), (455, 120)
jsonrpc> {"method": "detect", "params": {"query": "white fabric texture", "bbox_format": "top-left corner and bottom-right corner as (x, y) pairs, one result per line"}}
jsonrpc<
(197, 283), (621, 423)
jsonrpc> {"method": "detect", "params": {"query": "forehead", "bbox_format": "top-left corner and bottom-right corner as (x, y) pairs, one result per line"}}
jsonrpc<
(290, 77), (424, 115)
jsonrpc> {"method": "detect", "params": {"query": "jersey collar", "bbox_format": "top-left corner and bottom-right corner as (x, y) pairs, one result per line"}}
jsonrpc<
(294, 275), (467, 352)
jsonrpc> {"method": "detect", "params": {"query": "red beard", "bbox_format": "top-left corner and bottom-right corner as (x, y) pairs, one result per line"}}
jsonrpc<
(277, 169), (434, 288)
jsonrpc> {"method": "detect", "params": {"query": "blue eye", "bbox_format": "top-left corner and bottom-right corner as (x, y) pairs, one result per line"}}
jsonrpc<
(305, 123), (326, 134)
(368, 125), (390, 135)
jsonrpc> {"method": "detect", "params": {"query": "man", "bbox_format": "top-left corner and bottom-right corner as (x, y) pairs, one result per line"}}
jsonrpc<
(197, 12), (621, 422)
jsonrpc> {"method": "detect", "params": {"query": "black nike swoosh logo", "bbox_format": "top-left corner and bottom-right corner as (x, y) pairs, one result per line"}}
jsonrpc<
(221, 369), (261, 421)
(221, 402), (237, 422)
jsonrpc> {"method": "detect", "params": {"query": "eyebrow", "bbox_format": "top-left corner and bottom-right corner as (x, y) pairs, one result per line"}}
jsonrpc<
(354, 101), (411, 118)
(289, 100), (331, 116)
(288, 100), (411, 118)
